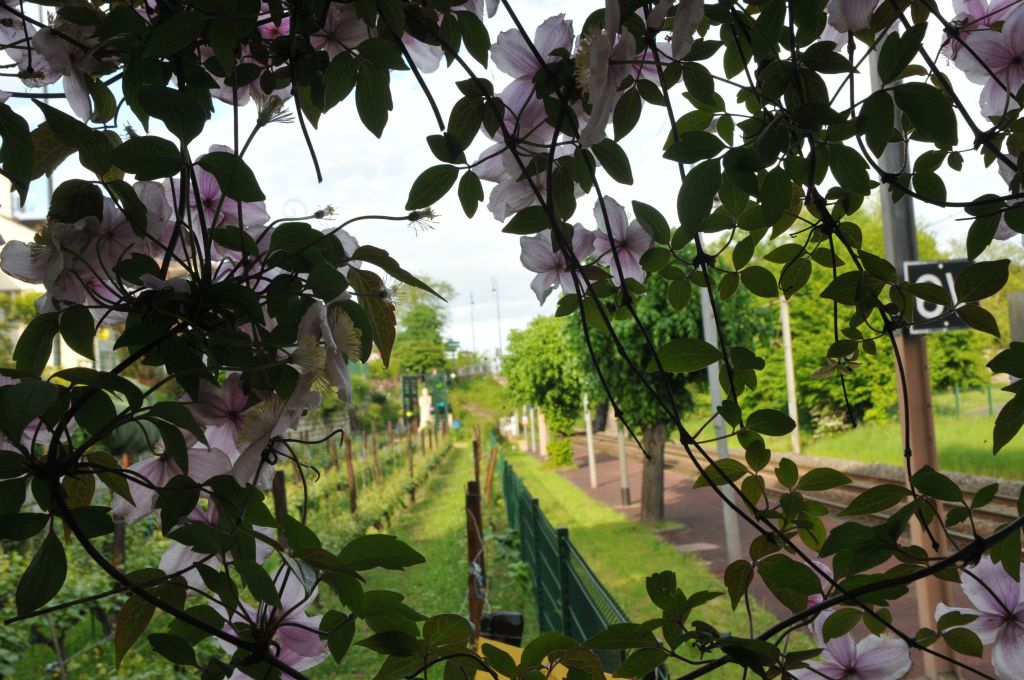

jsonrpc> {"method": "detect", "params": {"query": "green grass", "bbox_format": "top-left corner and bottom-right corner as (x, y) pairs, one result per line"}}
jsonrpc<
(316, 444), (536, 679)
(502, 448), (792, 679)
(797, 414), (1021, 479)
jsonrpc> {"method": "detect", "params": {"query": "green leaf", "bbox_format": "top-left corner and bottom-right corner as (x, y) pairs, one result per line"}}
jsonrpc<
(858, 90), (895, 158)
(59, 305), (95, 360)
(233, 559), (283, 607)
(911, 466), (962, 502)
(994, 394), (1024, 454)
(677, 159), (721, 236)
(745, 409), (795, 436)
(423, 614), (472, 648)
(892, 83), (957, 147)
(143, 12), (208, 57)
(954, 259), (1009, 302)
(759, 167), (792, 225)
(592, 138), (633, 185)
(775, 458), (798, 488)
(632, 201), (670, 245)
(876, 24), (927, 84)
(740, 266), (778, 298)
(839, 484), (910, 516)
(501, 205), (552, 234)
(137, 87), (208, 144)
(614, 648), (668, 679)
(355, 65), (392, 138)
(339, 534), (425, 570)
(49, 178), (103, 222)
(822, 609), (861, 642)
(115, 595), (156, 667)
(16, 531), (67, 616)
(655, 337), (722, 373)
(148, 632), (198, 666)
(404, 164), (458, 210)
(693, 458), (748, 488)
(106, 136), (183, 180)
(613, 88), (642, 140)
(0, 379), (61, 445)
(351, 245), (445, 301)
(0, 103), (33, 201)
(13, 312), (59, 375)
(457, 170), (483, 218)
(796, 468), (851, 492)
(664, 131), (725, 164)
(943, 627), (983, 658)
(829, 144), (871, 196)
(458, 10), (489, 66)
(724, 559), (753, 609)
(197, 151), (265, 202)
(322, 612), (356, 662)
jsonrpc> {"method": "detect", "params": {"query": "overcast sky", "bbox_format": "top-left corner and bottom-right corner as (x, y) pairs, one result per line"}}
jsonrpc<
(7, 1), (1008, 357)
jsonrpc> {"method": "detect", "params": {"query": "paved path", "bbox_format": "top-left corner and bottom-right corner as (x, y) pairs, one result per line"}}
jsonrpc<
(529, 434), (990, 679)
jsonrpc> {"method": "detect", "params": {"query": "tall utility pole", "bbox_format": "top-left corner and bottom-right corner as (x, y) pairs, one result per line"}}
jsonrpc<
(779, 295), (801, 455)
(491, 277), (503, 365)
(869, 51), (954, 680)
(700, 288), (741, 562)
(469, 291), (477, 356)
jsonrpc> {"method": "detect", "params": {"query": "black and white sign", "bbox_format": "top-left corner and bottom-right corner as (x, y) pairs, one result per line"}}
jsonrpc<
(902, 259), (971, 335)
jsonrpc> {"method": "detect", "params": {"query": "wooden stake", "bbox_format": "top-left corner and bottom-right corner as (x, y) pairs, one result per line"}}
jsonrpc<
(344, 434), (357, 514)
(465, 481), (486, 638)
(407, 429), (415, 503)
(484, 445), (498, 502)
(472, 426), (481, 485)
(371, 423), (381, 482)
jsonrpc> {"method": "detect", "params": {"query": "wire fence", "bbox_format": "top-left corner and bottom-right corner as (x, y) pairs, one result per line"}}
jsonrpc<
(500, 457), (668, 679)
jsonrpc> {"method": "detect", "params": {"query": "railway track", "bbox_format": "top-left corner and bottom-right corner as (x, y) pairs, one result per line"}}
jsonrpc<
(581, 432), (1021, 543)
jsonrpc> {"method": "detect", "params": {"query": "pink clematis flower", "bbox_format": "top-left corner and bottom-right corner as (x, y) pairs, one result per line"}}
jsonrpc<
(190, 373), (251, 455)
(826, 0), (880, 34)
(111, 446), (233, 524)
(953, 4), (1024, 117)
(945, 1), (1019, 57)
(160, 501), (273, 588)
(670, 0), (704, 59)
(935, 556), (1024, 679)
(519, 227), (595, 304)
(994, 160), (1024, 245)
(577, 2), (635, 148)
(216, 565), (329, 678)
(591, 197), (653, 285)
(164, 145), (271, 245)
(792, 633), (912, 680)
(31, 21), (102, 121)
(492, 14), (574, 117)
(311, 4), (371, 59)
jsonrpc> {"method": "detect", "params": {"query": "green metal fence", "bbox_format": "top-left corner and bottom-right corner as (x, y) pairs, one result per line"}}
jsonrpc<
(500, 457), (668, 678)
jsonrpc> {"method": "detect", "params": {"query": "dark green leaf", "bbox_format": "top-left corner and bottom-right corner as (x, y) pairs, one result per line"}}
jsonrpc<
(404, 164), (458, 210)
(197, 151), (265, 202)
(501, 205), (552, 234)
(677, 159), (720, 236)
(746, 409), (795, 436)
(954, 259), (1009, 302)
(655, 337), (722, 373)
(796, 468), (851, 492)
(592, 138), (633, 185)
(107, 136), (183, 180)
(16, 531), (67, 616)
(893, 83), (957, 147)
(143, 12), (207, 57)
(839, 484), (910, 516)
(59, 305), (95, 360)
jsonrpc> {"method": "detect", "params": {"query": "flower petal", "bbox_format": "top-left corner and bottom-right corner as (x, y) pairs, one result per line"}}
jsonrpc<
(963, 556), (1021, 615)
(853, 635), (912, 680)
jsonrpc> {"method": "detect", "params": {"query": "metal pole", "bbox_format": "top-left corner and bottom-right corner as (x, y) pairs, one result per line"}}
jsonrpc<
(870, 49), (953, 680)
(583, 393), (598, 489)
(470, 291), (477, 356)
(491, 278), (504, 365)
(466, 481), (486, 638)
(700, 287), (742, 563)
(616, 421), (631, 505)
(1010, 292), (1024, 342)
(780, 294), (801, 455)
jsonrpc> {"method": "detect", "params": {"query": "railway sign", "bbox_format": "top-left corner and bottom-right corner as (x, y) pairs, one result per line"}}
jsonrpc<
(902, 259), (972, 335)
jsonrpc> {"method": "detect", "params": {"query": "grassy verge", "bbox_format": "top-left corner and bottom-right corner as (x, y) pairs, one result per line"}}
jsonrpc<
(796, 415), (1015, 479)
(314, 443), (536, 679)
(502, 448), (790, 679)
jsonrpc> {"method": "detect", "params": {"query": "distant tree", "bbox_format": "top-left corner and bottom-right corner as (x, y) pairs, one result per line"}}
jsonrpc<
(503, 316), (582, 465)
(392, 303), (447, 375)
(395, 275), (455, 324)
(569, 274), (771, 523)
